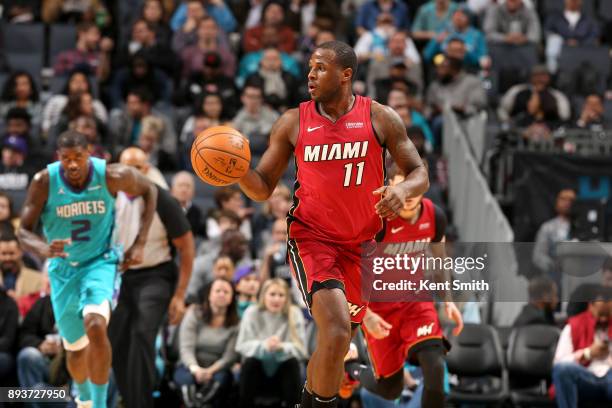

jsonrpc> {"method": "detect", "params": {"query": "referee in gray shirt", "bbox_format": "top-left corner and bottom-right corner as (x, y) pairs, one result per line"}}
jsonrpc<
(109, 147), (195, 408)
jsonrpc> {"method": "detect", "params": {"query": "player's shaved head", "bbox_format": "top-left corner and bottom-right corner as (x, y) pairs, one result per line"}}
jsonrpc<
(315, 41), (357, 79)
(119, 147), (150, 174)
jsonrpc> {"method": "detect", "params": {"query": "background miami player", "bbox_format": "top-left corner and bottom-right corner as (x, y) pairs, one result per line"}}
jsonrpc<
(238, 41), (429, 408)
(358, 161), (463, 408)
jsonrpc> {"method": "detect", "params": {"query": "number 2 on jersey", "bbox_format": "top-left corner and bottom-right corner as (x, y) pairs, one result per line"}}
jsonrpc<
(71, 220), (91, 242)
(343, 161), (365, 187)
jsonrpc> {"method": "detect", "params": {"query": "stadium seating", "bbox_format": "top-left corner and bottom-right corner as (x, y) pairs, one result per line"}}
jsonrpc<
(557, 45), (611, 97)
(48, 24), (77, 65)
(446, 324), (508, 406)
(507, 325), (560, 407)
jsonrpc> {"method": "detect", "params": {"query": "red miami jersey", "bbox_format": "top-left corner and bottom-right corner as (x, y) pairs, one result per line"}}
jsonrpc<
(288, 95), (385, 244)
(370, 198), (441, 313)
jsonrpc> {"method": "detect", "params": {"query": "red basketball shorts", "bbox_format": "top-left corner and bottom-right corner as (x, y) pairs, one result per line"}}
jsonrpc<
(363, 302), (445, 378)
(287, 238), (369, 324)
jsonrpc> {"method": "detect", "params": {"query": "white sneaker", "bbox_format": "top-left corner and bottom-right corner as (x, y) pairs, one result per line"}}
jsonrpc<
(75, 398), (93, 408)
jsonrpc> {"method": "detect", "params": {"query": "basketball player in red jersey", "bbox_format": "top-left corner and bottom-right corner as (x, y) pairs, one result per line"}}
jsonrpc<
(238, 41), (429, 408)
(354, 162), (464, 407)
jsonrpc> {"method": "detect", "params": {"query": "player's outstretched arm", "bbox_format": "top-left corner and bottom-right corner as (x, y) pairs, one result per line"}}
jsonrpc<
(371, 102), (429, 219)
(17, 171), (67, 259)
(107, 164), (158, 267)
(239, 109), (296, 201)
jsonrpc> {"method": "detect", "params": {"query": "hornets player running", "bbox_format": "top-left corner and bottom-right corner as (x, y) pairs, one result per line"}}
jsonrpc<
(17, 131), (158, 408)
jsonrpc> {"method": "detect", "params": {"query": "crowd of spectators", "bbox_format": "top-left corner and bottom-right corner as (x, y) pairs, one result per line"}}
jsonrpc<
(0, 0), (611, 407)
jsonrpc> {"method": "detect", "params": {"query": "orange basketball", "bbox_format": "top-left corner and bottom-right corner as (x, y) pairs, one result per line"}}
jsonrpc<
(190, 126), (251, 186)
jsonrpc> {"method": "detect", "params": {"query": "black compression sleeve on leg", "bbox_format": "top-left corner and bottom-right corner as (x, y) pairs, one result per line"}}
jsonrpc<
(300, 384), (313, 408)
(417, 347), (446, 408)
(353, 364), (404, 401)
(311, 391), (338, 408)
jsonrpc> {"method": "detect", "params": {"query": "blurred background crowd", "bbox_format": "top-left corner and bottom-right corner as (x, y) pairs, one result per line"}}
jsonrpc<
(0, 0), (611, 407)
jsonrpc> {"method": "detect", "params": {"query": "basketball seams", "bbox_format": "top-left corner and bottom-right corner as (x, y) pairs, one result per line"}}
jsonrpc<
(190, 126), (251, 186)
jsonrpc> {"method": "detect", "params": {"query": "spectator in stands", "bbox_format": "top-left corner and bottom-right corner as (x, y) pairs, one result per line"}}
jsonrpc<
(499, 65), (571, 129)
(116, 19), (178, 81)
(175, 278), (239, 407)
(245, 48), (298, 112)
(567, 257), (612, 317)
(0, 225), (42, 302)
(108, 87), (177, 160)
(69, 116), (110, 160)
(42, 0), (110, 25)
(171, 0), (208, 48)
(513, 276), (558, 327)
(243, 1), (296, 54)
(50, 91), (107, 146)
(232, 82), (280, 156)
(366, 31), (422, 98)
(576, 94), (609, 130)
(552, 286), (612, 408)
(180, 92), (227, 144)
(199, 209), (241, 255)
(109, 52), (172, 109)
(176, 51), (239, 118)
(0, 135), (34, 192)
(16, 290), (61, 393)
(387, 89), (435, 150)
(208, 186), (253, 242)
(251, 184), (291, 254)
(532, 188), (576, 279)
(171, 0), (237, 33)
(234, 264), (260, 317)
(483, 0), (541, 45)
(355, 0), (410, 37)
(141, 0), (173, 46)
(545, 0), (600, 74)
(41, 69), (107, 138)
(236, 278), (306, 408)
(137, 115), (176, 171)
(0, 192), (15, 226)
(211, 256), (235, 281)
(423, 7), (489, 70)
(0, 283), (18, 386)
(371, 61), (419, 109)
(425, 56), (486, 146)
(354, 12), (399, 62)
(411, 0), (459, 42)
(3, 0), (37, 22)
(238, 25), (301, 87)
(0, 71), (42, 131)
(179, 16), (237, 78)
(260, 218), (291, 285)
(3, 107), (37, 155)
(171, 171), (206, 239)
(188, 229), (251, 304)
(53, 21), (113, 81)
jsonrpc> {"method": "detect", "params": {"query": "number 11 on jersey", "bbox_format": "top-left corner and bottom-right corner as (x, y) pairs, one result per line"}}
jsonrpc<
(343, 161), (365, 187)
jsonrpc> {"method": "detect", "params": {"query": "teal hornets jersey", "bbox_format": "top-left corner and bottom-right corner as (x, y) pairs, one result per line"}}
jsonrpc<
(41, 157), (116, 265)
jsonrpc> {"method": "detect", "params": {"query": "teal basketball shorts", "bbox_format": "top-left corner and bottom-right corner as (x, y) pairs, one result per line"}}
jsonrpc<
(48, 250), (120, 351)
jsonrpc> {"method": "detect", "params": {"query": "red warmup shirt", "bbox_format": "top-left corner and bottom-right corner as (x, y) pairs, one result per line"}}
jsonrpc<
(371, 198), (444, 311)
(288, 95), (384, 244)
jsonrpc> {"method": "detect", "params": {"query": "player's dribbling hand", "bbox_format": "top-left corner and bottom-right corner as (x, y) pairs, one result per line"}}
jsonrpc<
(373, 185), (406, 220)
(363, 309), (392, 339)
(121, 242), (144, 271)
(168, 295), (186, 325)
(46, 239), (71, 258)
(445, 302), (464, 336)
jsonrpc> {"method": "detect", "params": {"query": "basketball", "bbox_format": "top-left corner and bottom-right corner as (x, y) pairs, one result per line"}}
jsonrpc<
(190, 126), (251, 186)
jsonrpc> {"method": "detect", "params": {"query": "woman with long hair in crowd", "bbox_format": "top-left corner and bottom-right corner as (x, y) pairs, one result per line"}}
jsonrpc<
(175, 277), (240, 408)
(0, 71), (42, 129)
(236, 278), (307, 408)
(41, 69), (107, 138)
